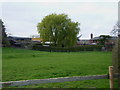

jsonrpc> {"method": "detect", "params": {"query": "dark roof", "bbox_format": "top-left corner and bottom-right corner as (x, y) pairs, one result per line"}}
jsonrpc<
(7, 36), (31, 40)
(90, 36), (118, 40)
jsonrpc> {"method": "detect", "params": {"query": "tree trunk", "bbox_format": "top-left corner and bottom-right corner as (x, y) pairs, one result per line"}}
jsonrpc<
(118, 35), (120, 88)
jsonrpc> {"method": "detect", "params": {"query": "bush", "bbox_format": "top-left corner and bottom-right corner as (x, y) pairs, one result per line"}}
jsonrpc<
(32, 44), (103, 52)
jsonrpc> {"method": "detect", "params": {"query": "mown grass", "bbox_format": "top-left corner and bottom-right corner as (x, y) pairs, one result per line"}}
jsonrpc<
(2, 47), (113, 88)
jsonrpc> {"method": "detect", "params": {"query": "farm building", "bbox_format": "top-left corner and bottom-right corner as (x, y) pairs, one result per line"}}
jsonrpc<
(77, 34), (118, 46)
(90, 36), (117, 45)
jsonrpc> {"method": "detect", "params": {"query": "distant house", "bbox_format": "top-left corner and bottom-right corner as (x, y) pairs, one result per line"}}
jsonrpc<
(7, 36), (44, 47)
(31, 38), (42, 42)
(7, 36), (32, 47)
(107, 36), (118, 45)
(90, 36), (118, 45)
(8, 36), (31, 42)
(77, 34), (118, 46)
(77, 39), (90, 45)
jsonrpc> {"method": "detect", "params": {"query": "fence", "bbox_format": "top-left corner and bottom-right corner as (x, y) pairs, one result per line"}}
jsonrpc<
(1, 66), (119, 88)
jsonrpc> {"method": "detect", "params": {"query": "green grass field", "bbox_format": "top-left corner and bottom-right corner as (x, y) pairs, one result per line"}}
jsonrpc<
(2, 47), (115, 88)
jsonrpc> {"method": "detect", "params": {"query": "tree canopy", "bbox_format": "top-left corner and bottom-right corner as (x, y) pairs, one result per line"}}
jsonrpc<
(37, 13), (80, 47)
(98, 35), (112, 46)
(0, 19), (10, 46)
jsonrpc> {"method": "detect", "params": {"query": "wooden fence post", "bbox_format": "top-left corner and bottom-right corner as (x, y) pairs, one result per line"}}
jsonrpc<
(109, 66), (114, 89)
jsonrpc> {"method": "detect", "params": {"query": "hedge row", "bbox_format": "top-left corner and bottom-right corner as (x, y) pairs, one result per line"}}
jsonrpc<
(32, 44), (104, 52)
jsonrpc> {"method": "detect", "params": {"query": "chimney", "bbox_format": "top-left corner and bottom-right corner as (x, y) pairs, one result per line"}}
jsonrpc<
(90, 33), (93, 39)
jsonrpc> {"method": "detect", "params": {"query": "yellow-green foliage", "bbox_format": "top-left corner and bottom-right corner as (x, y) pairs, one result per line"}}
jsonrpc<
(37, 13), (80, 47)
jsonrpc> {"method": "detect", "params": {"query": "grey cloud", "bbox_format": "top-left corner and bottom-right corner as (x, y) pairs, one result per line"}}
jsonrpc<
(2, 2), (118, 39)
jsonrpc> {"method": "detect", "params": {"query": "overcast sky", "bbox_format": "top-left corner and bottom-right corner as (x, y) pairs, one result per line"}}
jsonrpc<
(1, 1), (119, 39)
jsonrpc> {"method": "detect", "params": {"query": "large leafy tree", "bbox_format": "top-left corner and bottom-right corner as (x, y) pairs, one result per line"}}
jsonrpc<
(37, 13), (80, 47)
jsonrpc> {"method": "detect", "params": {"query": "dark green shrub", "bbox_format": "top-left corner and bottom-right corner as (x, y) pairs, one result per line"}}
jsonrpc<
(32, 44), (103, 52)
